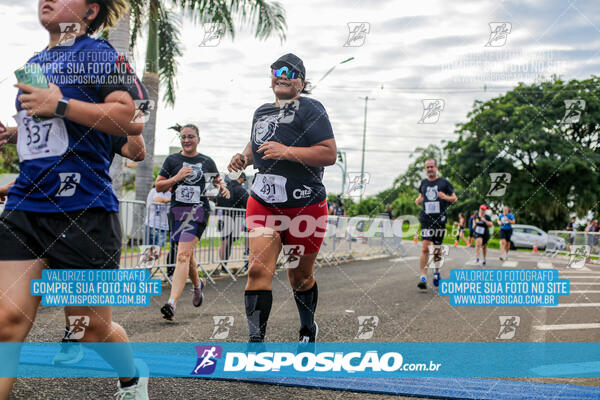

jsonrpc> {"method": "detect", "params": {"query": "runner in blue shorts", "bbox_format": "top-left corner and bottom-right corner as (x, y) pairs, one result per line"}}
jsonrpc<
(497, 206), (515, 261)
(0, 1), (150, 397)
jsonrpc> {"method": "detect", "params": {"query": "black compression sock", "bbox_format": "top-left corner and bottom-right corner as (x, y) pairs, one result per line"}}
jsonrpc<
(120, 373), (139, 388)
(293, 282), (318, 331)
(245, 290), (273, 341)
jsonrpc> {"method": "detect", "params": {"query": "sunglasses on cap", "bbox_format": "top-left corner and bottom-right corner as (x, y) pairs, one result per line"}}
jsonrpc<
(272, 66), (302, 80)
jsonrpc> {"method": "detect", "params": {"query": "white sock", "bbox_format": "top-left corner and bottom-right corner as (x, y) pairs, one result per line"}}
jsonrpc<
(168, 298), (176, 308)
(194, 283), (202, 290)
(420, 274), (426, 281)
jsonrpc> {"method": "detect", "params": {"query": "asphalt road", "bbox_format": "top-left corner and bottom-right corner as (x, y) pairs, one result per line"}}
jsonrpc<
(10, 243), (600, 399)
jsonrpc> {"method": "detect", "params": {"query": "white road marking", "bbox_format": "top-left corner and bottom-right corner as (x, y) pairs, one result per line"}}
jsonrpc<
(561, 271), (600, 275)
(560, 276), (600, 279)
(502, 261), (519, 267)
(536, 262), (554, 268)
(551, 303), (600, 308)
(570, 290), (600, 293)
(570, 282), (600, 286)
(558, 266), (592, 272)
(390, 256), (419, 262)
(534, 323), (600, 331)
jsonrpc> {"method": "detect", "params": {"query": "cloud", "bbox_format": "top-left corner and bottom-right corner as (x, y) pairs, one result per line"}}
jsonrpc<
(1, 0), (599, 197)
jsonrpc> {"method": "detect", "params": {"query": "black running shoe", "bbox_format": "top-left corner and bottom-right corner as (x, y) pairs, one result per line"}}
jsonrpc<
(417, 277), (427, 290)
(161, 303), (175, 321)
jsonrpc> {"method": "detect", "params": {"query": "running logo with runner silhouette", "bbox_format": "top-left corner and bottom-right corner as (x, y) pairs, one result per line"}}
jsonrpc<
(131, 100), (155, 123)
(56, 172), (81, 197)
(561, 99), (586, 124)
(191, 345), (222, 375)
(418, 99), (445, 124)
(346, 172), (370, 197)
(485, 22), (512, 47)
(355, 316), (379, 339)
(344, 22), (370, 47)
(66, 315), (90, 340)
(58, 22), (80, 46)
(487, 172), (511, 196)
(496, 316), (520, 340)
(210, 316), (234, 340)
(282, 245), (305, 269)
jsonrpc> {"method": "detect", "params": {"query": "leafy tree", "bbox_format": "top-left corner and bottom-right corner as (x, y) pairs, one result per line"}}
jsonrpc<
(444, 76), (600, 230)
(129, 0), (287, 202)
(0, 145), (19, 174)
(393, 144), (444, 190)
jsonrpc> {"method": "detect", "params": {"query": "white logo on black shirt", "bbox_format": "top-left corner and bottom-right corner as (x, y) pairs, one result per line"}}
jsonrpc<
(183, 162), (204, 184)
(425, 185), (438, 201)
(252, 114), (279, 145)
(293, 185), (312, 199)
(56, 172), (81, 197)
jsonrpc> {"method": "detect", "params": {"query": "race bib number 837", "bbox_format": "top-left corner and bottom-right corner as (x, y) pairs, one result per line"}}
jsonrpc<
(15, 110), (68, 161)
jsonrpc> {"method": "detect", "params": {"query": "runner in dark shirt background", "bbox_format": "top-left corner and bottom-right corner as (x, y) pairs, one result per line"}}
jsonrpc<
(415, 158), (457, 289)
(473, 205), (494, 265)
(155, 123), (229, 321)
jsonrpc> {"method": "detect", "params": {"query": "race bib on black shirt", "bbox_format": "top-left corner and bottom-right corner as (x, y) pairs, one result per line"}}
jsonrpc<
(159, 152), (218, 208)
(250, 97), (334, 208)
(419, 177), (454, 223)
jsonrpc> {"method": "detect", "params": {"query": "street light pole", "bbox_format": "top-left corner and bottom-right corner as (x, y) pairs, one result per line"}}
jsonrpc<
(336, 151), (347, 194)
(359, 96), (374, 201)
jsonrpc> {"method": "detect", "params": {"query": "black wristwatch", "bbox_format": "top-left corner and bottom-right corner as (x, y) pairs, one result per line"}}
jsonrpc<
(54, 97), (70, 118)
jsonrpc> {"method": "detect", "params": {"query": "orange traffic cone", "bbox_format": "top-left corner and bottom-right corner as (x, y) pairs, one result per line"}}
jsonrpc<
(413, 235), (418, 244)
(533, 241), (538, 253)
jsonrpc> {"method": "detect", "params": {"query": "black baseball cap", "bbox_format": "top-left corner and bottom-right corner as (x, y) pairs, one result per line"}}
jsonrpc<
(271, 53), (305, 80)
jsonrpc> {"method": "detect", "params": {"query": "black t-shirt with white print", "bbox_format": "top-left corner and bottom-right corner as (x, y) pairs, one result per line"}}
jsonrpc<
(418, 177), (454, 224)
(250, 96), (334, 208)
(473, 214), (492, 236)
(159, 152), (218, 209)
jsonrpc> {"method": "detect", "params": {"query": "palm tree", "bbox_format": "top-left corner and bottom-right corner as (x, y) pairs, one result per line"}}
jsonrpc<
(107, 10), (131, 197)
(129, 0), (287, 202)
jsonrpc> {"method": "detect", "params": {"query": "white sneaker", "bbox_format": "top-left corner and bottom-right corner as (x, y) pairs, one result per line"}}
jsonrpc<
(52, 341), (83, 365)
(115, 359), (149, 400)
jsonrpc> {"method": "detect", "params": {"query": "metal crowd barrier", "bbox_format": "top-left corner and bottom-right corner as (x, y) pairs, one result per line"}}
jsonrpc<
(544, 230), (600, 266)
(118, 200), (408, 284)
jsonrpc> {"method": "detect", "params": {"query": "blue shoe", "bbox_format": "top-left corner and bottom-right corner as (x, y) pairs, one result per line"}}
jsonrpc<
(483, 259), (487, 266)
(417, 277), (427, 290)
(476, 258), (479, 264)
(433, 271), (440, 287)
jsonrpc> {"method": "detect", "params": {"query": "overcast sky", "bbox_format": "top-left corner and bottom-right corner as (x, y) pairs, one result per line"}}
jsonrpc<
(1, 0), (599, 196)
